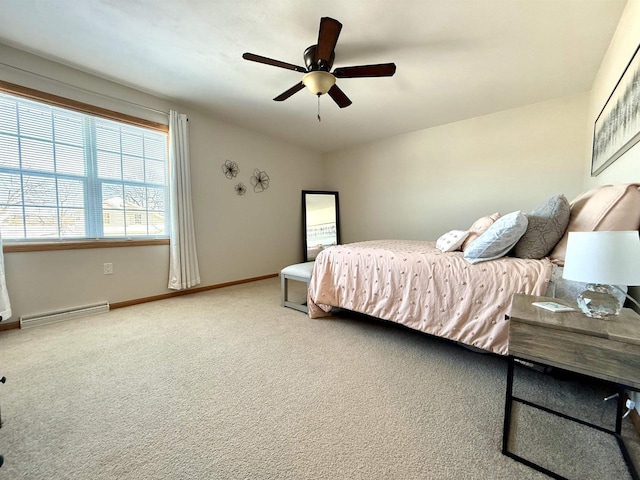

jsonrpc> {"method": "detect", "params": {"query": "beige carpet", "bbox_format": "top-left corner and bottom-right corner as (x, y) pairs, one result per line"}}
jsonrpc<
(0, 278), (637, 479)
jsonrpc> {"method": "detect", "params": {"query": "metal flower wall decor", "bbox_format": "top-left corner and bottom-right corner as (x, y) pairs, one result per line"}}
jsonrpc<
(221, 158), (270, 196)
(222, 159), (239, 179)
(250, 169), (270, 193)
(235, 182), (247, 196)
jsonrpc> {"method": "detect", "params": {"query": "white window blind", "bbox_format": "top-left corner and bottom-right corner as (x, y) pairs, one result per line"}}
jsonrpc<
(0, 92), (169, 240)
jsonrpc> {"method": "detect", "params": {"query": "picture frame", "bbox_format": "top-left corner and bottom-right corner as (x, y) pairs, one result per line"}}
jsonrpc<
(591, 42), (640, 176)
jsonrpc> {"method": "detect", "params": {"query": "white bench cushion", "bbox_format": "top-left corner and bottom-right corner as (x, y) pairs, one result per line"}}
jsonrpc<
(280, 262), (314, 279)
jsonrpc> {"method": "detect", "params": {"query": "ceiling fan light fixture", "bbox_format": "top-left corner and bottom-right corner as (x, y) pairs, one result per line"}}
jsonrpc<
(243, 17), (395, 108)
(302, 71), (336, 95)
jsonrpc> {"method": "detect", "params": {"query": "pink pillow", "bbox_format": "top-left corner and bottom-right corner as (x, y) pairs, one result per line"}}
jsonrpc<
(549, 183), (640, 265)
(461, 212), (500, 251)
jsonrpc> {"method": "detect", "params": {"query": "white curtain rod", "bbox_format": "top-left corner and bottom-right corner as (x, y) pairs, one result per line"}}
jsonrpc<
(0, 61), (170, 117)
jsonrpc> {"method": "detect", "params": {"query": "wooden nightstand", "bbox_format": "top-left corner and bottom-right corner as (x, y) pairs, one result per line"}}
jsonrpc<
(503, 293), (640, 480)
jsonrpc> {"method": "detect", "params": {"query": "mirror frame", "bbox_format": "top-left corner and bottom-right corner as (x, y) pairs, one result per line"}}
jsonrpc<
(302, 190), (341, 262)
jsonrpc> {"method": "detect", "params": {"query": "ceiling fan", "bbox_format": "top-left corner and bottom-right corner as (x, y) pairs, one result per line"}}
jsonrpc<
(242, 17), (396, 109)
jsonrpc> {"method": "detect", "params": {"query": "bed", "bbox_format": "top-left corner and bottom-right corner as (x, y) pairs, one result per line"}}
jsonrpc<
(307, 184), (640, 355)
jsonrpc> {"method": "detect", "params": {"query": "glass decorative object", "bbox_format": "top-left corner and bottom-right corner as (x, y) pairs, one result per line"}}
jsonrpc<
(562, 231), (640, 320)
(576, 283), (621, 319)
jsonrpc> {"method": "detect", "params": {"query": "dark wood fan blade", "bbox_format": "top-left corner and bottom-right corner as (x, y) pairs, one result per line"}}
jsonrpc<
(273, 82), (305, 101)
(327, 84), (352, 108)
(333, 63), (397, 78)
(243, 53), (306, 73)
(316, 17), (342, 66)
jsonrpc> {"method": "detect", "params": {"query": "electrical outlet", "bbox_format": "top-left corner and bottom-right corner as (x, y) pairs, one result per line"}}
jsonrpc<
(103, 263), (113, 275)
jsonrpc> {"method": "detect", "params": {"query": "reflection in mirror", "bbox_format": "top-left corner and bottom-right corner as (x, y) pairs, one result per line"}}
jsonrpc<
(302, 191), (340, 262)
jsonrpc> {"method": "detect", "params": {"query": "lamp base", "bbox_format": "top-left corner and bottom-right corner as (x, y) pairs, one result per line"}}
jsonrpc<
(576, 284), (621, 319)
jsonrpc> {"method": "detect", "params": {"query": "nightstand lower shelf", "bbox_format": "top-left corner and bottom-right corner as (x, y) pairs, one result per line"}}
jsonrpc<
(502, 356), (639, 480)
(504, 293), (640, 480)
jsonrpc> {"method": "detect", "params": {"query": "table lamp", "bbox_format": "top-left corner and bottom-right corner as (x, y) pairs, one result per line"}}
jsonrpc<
(562, 231), (640, 319)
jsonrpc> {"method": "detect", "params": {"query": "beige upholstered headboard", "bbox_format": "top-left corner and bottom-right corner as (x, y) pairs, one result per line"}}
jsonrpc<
(548, 183), (640, 266)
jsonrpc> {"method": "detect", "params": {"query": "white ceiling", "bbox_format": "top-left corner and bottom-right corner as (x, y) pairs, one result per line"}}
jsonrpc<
(0, 0), (628, 153)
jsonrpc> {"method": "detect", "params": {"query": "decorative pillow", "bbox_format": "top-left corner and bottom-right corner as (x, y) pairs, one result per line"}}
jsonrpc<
(461, 212), (501, 251)
(436, 230), (469, 252)
(549, 184), (640, 265)
(463, 211), (528, 264)
(513, 194), (570, 259)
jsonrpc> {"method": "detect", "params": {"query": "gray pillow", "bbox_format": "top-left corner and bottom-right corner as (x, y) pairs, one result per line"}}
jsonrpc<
(513, 194), (570, 259)
(463, 211), (528, 264)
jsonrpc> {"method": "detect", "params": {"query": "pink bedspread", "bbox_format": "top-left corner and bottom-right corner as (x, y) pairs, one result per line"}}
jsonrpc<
(307, 240), (553, 355)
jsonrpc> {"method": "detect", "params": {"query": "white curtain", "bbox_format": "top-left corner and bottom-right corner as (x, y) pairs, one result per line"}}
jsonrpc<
(0, 230), (11, 321)
(168, 111), (201, 290)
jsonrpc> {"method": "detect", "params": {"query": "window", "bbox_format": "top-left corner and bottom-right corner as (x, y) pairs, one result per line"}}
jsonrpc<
(0, 90), (169, 241)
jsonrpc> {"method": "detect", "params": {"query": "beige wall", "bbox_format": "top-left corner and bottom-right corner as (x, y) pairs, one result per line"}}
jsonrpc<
(584, 0), (640, 188)
(1, 45), (324, 320)
(321, 1), (640, 245)
(324, 94), (588, 243)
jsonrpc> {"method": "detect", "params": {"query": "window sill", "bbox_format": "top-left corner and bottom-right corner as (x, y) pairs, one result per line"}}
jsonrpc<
(3, 238), (170, 253)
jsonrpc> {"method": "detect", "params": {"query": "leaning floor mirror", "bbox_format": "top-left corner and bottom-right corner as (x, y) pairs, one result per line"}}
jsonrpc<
(302, 190), (341, 262)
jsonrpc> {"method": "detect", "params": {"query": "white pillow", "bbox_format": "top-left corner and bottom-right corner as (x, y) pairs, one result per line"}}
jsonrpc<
(436, 230), (469, 252)
(463, 211), (528, 264)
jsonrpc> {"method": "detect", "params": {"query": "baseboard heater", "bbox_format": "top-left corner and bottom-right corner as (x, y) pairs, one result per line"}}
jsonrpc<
(19, 302), (110, 329)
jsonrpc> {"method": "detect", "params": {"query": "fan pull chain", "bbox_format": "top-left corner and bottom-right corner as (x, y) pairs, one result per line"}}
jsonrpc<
(317, 94), (321, 122)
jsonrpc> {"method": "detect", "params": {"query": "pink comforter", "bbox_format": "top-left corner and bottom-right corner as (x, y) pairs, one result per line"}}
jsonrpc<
(308, 240), (553, 355)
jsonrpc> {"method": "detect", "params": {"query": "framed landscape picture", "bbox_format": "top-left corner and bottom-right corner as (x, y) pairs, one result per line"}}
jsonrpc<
(591, 43), (640, 176)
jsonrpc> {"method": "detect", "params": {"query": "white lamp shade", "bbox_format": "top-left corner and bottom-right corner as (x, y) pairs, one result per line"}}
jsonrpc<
(302, 71), (336, 95)
(562, 231), (640, 286)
